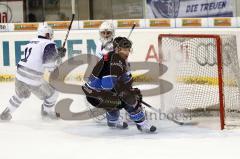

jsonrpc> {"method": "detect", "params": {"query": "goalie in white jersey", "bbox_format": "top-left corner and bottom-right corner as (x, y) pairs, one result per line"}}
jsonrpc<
(0, 25), (66, 121)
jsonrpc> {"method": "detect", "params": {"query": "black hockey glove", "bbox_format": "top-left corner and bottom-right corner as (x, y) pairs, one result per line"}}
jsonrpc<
(131, 88), (142, 102)
(57, 47), (66, 58)
(118, 88), (142, 106)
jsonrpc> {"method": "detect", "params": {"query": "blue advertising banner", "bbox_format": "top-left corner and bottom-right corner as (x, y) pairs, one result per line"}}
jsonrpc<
(146, 0), (236, 18)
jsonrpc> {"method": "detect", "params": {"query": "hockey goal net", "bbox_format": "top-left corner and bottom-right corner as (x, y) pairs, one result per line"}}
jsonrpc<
(158, 34), (240, 130)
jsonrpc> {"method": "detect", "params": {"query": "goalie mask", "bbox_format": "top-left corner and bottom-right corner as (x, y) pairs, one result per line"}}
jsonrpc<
(99, 21), (115, 45)
(37, 25), (54, 39)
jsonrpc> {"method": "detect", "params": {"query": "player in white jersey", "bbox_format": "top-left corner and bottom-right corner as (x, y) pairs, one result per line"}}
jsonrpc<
(95, 21), (115, 59)
(0, 25), (66, 121)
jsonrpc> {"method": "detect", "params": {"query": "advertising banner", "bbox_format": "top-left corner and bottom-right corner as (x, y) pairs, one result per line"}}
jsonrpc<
(0, 1), (23, 23)
(146, 0), (236, 18)
(148, 19), (172, 27)
(181, 18), (202, 27)
(83, 20), (103, 29)
(213, 17), (232, 26)
(117, 19), (140, 28)
(14, 23), (39, 31)
(47, 21), (70, 30)
(0, 23), (8, 31)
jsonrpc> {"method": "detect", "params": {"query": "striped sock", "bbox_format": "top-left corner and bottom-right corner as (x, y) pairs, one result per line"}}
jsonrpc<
(8, 95), (24, 113)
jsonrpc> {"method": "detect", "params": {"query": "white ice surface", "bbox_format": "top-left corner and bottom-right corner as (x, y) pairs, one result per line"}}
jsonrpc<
(0, 83), (240, 159)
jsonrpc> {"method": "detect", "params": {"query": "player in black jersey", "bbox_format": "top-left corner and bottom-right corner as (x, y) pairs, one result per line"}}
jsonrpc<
(82, 37), (156, 133)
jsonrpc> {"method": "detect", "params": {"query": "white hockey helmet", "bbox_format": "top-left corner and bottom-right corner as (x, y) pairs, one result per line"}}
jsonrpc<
(37, 25), (54, 39)
(99, 21), (115, 45)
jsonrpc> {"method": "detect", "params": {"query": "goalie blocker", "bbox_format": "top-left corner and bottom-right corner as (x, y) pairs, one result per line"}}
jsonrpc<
(82, 37), (156, 133)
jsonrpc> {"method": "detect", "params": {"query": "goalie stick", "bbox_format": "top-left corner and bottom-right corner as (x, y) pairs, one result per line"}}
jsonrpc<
(140, 100), (198, 126)
(62, 0), (75, 48)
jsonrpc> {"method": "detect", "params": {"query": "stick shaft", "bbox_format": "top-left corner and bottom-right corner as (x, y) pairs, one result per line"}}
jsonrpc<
(72, 0), (75, 15)
(141, 100), (159, 112)
(141, 100), (197, 126)
(127, 23), (136, 39)
(62, 14), (75, 48)
(62, 0), (75, 48)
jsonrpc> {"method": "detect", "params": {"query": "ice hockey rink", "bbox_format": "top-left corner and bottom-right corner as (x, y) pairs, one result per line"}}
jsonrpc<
(1, 82), (240, 159)
(2, 0), (240, 158)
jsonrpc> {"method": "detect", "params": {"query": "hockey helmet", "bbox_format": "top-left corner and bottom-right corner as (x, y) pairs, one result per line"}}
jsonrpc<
(37, 25), (54, 39)
(99, 21), (115, 45)
(113, 37), (132, 49)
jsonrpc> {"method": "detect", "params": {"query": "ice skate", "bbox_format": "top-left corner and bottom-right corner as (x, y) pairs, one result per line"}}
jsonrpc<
(136, 120), (156, 133)
(0, 108), (12, 121)
(41, 105), (59, 120)
(107, 118), (128, 129)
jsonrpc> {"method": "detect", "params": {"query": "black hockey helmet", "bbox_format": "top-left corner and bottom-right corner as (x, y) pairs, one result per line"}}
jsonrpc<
(113, 36), (132, 49)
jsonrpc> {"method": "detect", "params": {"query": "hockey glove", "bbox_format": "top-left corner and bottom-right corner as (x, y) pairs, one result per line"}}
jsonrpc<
(118, 88), (142, 106)
(57, 47), (66, 58)
(131, 88), (142, 102)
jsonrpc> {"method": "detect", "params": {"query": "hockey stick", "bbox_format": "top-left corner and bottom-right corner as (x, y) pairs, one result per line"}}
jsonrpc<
(62, 0), (75, 48)
(141, 100), (198, 126)
(127, 23), (136, 39)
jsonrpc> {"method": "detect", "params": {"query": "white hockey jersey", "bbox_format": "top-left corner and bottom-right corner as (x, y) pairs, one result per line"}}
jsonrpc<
(95, 40), (114, 59)
(16, 37), (59, 86)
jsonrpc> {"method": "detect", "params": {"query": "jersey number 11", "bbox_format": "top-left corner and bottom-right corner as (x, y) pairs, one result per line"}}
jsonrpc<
(21, 47), (32, 62)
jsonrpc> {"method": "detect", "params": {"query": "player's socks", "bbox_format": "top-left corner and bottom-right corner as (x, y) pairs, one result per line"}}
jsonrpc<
(129, 110), (157, 133)
(106, 111), (128, 129)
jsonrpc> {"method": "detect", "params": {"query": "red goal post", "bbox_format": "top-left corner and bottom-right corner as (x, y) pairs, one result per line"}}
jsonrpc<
(158, 34), (227, 129)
